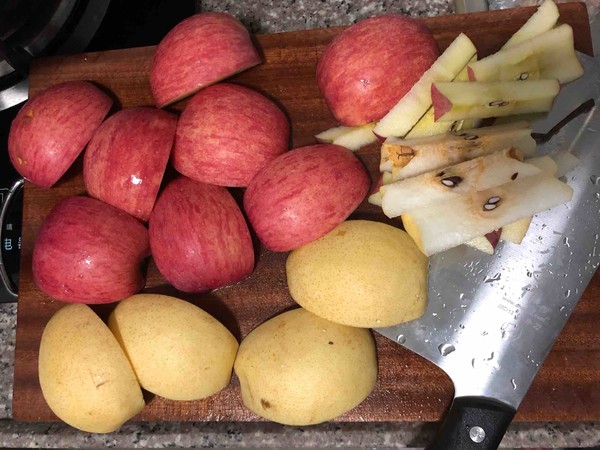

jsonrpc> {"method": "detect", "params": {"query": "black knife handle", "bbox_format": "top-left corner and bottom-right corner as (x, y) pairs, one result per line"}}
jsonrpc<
(426, 396), (516, 450)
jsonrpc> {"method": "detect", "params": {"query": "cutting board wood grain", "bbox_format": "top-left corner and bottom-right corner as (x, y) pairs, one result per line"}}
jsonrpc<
(13, 3), (600, 423)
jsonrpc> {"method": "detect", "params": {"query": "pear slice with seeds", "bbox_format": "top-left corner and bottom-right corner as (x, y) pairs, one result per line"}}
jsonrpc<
(380, 121), (535, 179)
(402, 173), (573, 256)
(380, 148), (541, 218)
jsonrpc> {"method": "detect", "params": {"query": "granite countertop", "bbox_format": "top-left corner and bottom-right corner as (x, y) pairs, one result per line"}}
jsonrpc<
(1, 0), (599, 447)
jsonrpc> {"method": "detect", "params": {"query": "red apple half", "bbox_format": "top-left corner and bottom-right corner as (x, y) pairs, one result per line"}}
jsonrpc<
(33, 196), (150, 304)
(149, 176), (254, 293)
(244, 144), (370, 252)
(316, 14), (439, 126)
(150, 12), (262, 108)
(83, 107), (177, 221)
(8, 81), (112, 188)
(173, 83), (289, 187)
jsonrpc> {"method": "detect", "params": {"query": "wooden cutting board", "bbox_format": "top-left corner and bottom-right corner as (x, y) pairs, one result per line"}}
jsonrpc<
(13, 3), (600, 423)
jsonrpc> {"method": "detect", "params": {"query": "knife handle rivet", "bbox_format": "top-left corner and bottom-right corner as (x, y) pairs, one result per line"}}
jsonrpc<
(469, 426), (486, 443)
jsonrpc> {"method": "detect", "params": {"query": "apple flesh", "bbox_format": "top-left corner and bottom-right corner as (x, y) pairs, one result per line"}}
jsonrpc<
(404, 55), (480, 140)
(373, 32), (477, 138)
(32, 196), (150, 303)
(431, 79), (560, 122)
(8, 81), (112, 189)
(84, 107), (177, 221)
(316, 14), (439, 126)
(468, 24), (583, 84)
(173, 83), (289, 187)
(244, 144), (370, 252)
(149, 176), (254, 293)
(501, 0), (559, 49)
(150, 12), (262, 108)
(314, 122), (377, 152)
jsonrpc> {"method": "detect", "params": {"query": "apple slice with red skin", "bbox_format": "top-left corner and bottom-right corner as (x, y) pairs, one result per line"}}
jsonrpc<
(150, 13), (262, 108)
(84, 107), (177, 221)
(173, 83), (289, 187)
(8, 81), (112, 189)
(32, 196), (150, 304)
(316, 14), (439, 126)
(431, 79), (560, 122)
(244, 144), (370, 252)
(149, 177), (254, 293)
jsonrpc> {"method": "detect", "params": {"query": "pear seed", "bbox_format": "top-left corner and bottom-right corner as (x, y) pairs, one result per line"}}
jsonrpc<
(440, 176), (463, 188)
(484, 196), (502, 211)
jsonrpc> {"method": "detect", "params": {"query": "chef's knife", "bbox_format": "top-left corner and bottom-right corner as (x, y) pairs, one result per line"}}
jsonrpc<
(376, 26), (600, 450)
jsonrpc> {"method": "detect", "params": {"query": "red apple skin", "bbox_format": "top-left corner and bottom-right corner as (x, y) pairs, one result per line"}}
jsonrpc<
(431, 83), (452, 121)
(316, 14), (439, 126)
(150, 12), (262, 108)
(83, 107), (177, 221)
(149, 177), (255, 293)
(8, 81), (112, 188)
(173, 83), (289, 187)
(32, 196), (150, 304)
(244, 144), (370, 252)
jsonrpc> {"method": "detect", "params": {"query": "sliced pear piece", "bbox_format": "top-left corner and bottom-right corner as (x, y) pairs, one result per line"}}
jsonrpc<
(367, 175), (384, 206)
(315, 123), (377, 152)
(368, 191), (383, 207)
(468, 24), (583, 84)
(501, 217), (533, 244)
(502, 0), (559, 49)
(380, 121), (536, 179)
(401, 173), (573, 256)
(373, 33), (477, 138)
(405, 55), (481, 139)
(465, 155), (560, 253)
(382, 171), (394, 185)
(431, 79), (560, 122)
(380, 148), (541, 218)
(526, 155), (558, 176)
(553, 151), (580, 177)
(465, 235), (496, 255)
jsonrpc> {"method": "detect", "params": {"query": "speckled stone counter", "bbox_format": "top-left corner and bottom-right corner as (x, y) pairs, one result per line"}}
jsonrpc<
(1, 0), (600, 447)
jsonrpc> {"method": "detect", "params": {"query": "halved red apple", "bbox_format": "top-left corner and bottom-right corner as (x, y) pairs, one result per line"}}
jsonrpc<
(8, 81), (112, 189)
(150, 13), (261, 108)
(244, 144), (370, 252)
(84, 107), (177, 221)
(149, 176), (255, 293)
(316, 14), (439, 126)
(173, 83), (289, 187)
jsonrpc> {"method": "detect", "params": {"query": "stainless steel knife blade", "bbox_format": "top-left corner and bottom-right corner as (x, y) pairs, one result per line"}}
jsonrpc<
(376, 23), (600, 450)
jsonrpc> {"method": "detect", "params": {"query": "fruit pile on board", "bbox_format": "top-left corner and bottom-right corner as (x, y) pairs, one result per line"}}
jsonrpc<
(8, 0), (582, 433)
(318, 0), (580, 256)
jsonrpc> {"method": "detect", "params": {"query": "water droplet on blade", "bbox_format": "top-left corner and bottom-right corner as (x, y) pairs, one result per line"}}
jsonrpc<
(396, 334), (406, 344)
(438, 343), (455, 356)
(511, 378), (517, 390)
